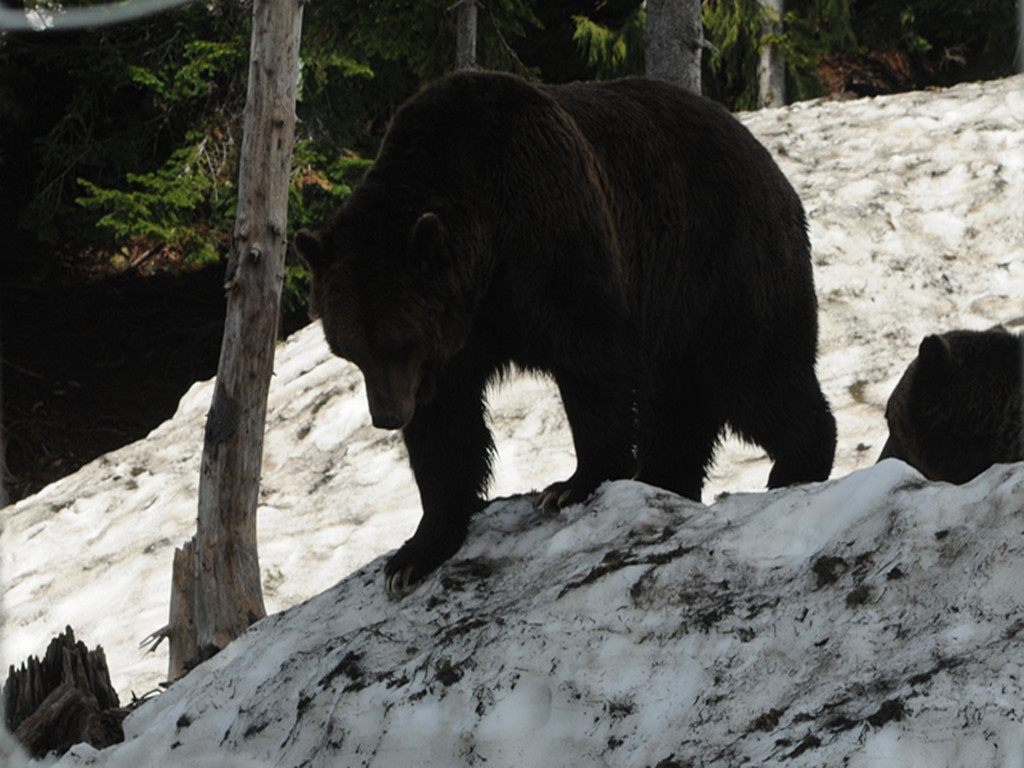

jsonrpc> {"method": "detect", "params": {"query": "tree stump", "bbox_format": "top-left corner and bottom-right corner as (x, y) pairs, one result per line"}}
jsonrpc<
(2, 626), (125, 758)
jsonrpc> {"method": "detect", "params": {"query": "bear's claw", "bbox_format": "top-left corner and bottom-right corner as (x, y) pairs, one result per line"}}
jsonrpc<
(385, 565), (418, 597)
(384, 529), (468, 596)
(534, 479), (592, 514)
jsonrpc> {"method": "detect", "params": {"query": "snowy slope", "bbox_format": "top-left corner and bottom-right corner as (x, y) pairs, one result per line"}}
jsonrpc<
(2, 74), (1023, 766)
(53, 462), (1024, 767)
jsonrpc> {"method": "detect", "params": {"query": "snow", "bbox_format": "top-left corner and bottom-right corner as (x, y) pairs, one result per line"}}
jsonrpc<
(2, 74), (1023, 766)
(36, 463), (1024, 767)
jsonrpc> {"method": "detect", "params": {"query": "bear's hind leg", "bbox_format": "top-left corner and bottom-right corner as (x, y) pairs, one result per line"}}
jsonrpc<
(729, 364), (836, 489)
(538, 364), (636, 510)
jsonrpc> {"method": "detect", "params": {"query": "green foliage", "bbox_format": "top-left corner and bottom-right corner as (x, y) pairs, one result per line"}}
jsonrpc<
(72, 29), (248, 263)
(895, 7), (932, 53)
(76, 127), (237, 264)
(704, 0), (769, 109)
(3, 0), (1016, 287)
(281, 262), (312, 318)
(2, 0), (543, 277)
(3, 1), (252, 257)
(704, 0), (1016, 109)
(855, 0), (1016, 77)
(772, 0), (859, 99)
(571, 8), (646, 80)
(288, 148), (373, 236)
(310, 0), (540, 86)
(127, 39), (243, 107)
(703, 0), (859, 108)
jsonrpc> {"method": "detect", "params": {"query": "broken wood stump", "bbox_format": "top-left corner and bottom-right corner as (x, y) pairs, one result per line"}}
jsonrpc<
(3, 626), (126, 758)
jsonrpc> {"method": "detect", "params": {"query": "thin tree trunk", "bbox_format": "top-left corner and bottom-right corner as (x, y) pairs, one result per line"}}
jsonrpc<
(455, 0), (478, 70)
(645, 0), (703, 95)
(167, 0), (304, 681)
(758, 0), (786, 107)
(1018, 0), (1024, 73)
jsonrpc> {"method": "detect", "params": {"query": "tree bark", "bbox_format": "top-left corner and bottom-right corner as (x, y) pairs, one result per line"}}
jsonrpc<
(1018, 0), (1024, 73)
(455, 0), (478, 70)
(645, 0), (703, 94)
(168, 0), (304, 681)
(758, 0), (786, 108)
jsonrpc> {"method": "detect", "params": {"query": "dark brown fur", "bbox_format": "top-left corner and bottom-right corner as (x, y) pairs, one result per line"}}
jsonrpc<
(879, 328), (1024, 483)
(297, 72), (836, 592)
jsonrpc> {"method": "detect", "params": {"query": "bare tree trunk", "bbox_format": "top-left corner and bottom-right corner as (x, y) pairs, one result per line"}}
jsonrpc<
(455, 0), (478, 70)
(1018, 0), (1024, 73)
(167, 0), (304, 682)
(645, 0), (703, 94)
(758, 0), (786, 107)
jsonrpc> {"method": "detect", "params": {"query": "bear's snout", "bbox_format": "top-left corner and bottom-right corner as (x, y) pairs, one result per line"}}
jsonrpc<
(370, 407), (411, 431)
(366, 389), (416, 430)
(362, 361), (420, 431)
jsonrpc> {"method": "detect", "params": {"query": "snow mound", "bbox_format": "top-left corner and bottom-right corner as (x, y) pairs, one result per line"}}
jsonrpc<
(58, 461), (1024, 767)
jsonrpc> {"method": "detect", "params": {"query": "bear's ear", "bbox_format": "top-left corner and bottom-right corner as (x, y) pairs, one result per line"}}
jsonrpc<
(294, 229), (325, 273)
(409, 212), (447, 271)
(917, 334), (952, 378)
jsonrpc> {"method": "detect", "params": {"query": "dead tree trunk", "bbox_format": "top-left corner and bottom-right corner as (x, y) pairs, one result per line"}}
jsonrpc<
(645, 0), (704, 94)
(455, 0), (478, 70)
(167, 0), (304, 681)
(757, 0), (786, 107)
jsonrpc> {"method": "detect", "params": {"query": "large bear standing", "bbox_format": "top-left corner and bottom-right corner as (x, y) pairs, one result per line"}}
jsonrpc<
(297, 71), (836, 593)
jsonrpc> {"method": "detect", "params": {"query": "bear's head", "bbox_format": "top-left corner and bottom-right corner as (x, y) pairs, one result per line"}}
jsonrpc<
(879, 328), (1024, 483)
(295, 211), (473, 430)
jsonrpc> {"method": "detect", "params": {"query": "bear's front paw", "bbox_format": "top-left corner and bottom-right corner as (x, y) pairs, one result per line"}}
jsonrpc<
(383, 545), (435, 596)
(383, 532), (466, 597)
(534, 476), (597, 514)
(384, 562), (419, 596)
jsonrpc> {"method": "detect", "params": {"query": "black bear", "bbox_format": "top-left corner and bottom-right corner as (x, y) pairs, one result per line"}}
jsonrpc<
(296, 71), (836, 593)
(879, 327), (1024, 483)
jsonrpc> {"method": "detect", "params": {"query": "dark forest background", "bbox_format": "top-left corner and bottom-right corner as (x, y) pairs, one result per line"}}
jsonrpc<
(0, 0), (1017, 503)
